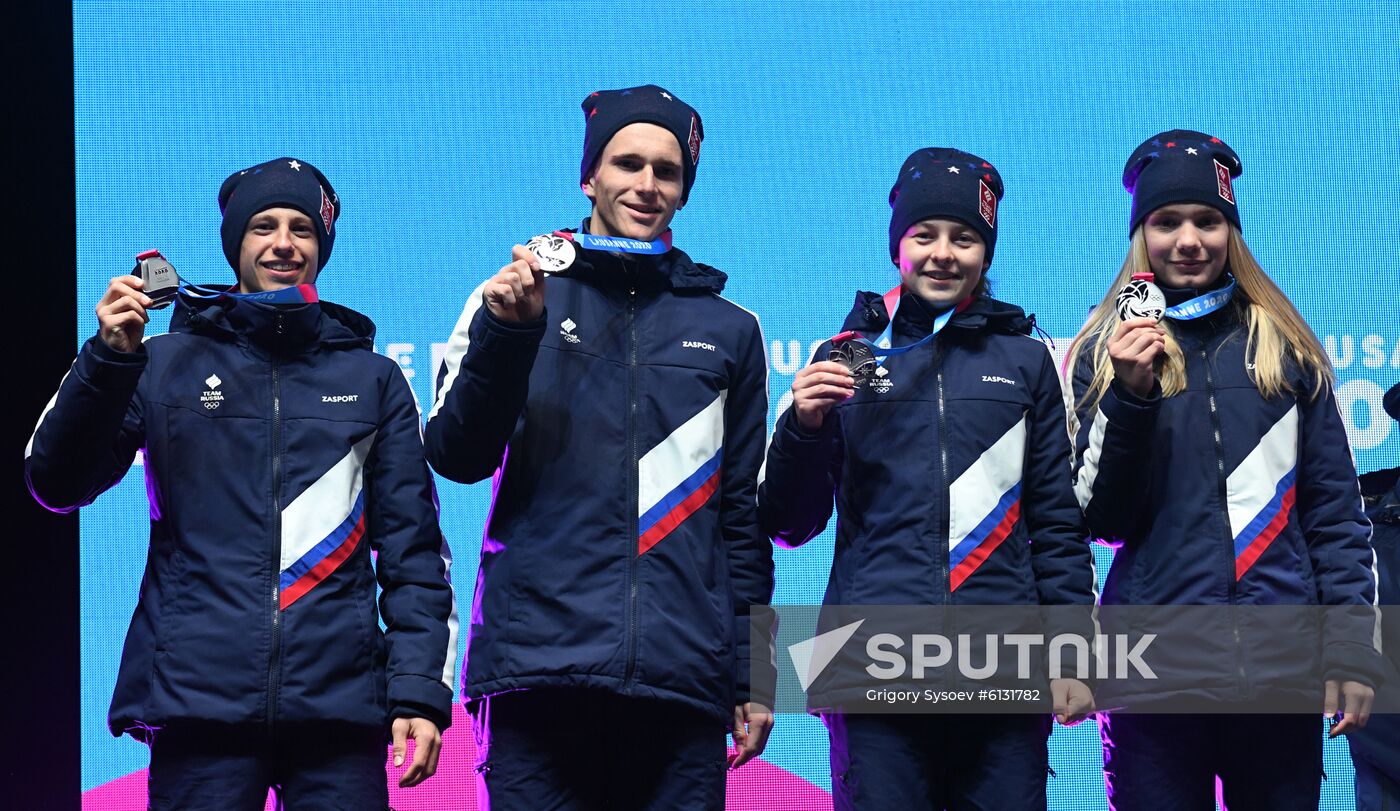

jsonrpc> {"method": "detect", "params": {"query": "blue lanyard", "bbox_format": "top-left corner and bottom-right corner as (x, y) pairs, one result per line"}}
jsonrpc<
(572, 230), (672, 255)
(179, 282), (318, 305)
(833, 286), (970, 359)
(1164, 278), (1236, 320)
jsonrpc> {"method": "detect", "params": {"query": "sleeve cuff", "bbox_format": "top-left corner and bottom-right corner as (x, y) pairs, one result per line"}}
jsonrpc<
(79, 334), (147, 389)
(388, 674), (455, 732)
(1099, 378), (1162, 432)
(478, 303), (548, 340)
(735, 609), (778, 708)
(1323, 641), (1387, 690)
(780, 407), (836, 444)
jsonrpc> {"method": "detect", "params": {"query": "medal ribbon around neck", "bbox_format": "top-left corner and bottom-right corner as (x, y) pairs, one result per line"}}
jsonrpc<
(833, 285), (973, 360)
(136, 250), (317, 308)
(1163, 276), (1236, 320)
(524, 229), (674, 274)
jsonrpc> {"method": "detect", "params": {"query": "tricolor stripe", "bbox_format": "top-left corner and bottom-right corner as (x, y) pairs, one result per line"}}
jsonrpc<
(947, 417), (1027, 591)
(637, 392), (727, 554)
(281, 492), (367, 608)
(279, 432), (376, 608)
(1233, 469), (1297, 580)
(640, 449), (722, 554)
(950, 483), (1022, 591)
(1225, 406), (1298, 581)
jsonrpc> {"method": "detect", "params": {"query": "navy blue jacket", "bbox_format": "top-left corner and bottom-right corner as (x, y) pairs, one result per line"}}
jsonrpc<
(758, 292), (1098, 703)
(26, 294), (457, 736)
(1070, 293), (1382, 705)
(423, 227), (774, 723)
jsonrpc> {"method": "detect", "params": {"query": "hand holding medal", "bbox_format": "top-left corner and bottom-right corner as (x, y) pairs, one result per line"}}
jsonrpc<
(790, 359), (856, 432)
(96, 272), (154, 354)
(1108, 274), (1167, 398)
(485, 245), (547, 323)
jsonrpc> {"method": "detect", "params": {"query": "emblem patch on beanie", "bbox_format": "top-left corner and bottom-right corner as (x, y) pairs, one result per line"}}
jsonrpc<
(320, 186), (336, 234)
(688, 114), (701, 165)
(978, 178), (997, 228)
(1214, 159), (1235, 205)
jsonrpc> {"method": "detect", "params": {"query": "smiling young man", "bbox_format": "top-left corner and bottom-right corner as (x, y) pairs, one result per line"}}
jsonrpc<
(425, 85), (774, 810)
(757, 148), (1098, 811)
(26, 158), (457, 809)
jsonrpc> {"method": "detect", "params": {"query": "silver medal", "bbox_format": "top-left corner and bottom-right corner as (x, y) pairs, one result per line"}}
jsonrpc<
(829, 340), (879, 387)
(525, 233), (577, 274)
(1115, 278), (1166, 322)
(137, 253), (181, 310)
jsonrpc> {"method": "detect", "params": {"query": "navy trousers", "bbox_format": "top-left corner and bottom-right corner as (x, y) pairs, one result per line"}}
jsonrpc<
(146, 722), (389, 811)
(1100, 713), (1322, 811)
(824, 712), (1053, 811)
(472, 688), (728, 811)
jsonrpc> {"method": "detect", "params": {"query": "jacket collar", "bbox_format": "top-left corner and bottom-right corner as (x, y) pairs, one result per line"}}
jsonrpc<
(842, 288), (1034, 339)
(172, 289), (374, 353)
(558, 219), (727, 294)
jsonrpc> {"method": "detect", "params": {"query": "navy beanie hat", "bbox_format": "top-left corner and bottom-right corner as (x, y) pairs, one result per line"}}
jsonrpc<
(580, 85), (703, 203)
(888, 147), (1004, 263)
(218, 158), (340, 272)
(1124, 130), (1242, 236)
(1384, 381), (1400, 422)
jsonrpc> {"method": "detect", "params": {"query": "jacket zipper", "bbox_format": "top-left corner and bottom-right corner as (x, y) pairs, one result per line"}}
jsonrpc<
(935, 343), (952, 607)
(1201, 346), (1247, 692)
(623, 277), (641, 688)
(267, 319), (285, 728)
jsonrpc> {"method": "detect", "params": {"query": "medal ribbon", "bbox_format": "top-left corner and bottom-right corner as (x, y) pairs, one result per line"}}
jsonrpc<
(180, 281), (318, 305)
(559, 229), (673, 255)
(832, 285), (972, 359)
(136, 250), (318, 306)
(1163, 277), (1235, 320)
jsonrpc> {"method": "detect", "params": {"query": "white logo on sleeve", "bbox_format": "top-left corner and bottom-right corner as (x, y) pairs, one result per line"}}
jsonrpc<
(560, 317), (581, 344)
(201, 374), (224, 410)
